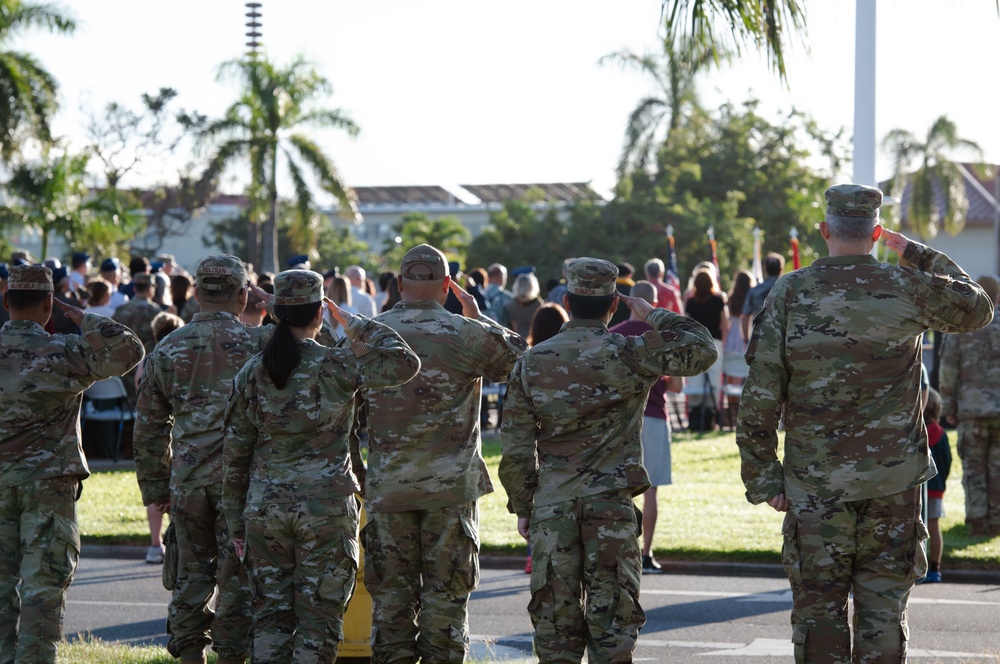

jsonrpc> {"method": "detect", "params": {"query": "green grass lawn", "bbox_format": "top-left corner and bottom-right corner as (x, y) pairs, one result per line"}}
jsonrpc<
(79, 430), (1000, 568)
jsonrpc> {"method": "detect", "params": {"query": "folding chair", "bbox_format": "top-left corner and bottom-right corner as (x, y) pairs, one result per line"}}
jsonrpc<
(682, 371), (720, 432)
(82, 376), (134, 462)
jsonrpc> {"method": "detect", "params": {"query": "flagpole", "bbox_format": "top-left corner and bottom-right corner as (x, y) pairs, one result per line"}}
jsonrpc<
(752, 227), (763, 282)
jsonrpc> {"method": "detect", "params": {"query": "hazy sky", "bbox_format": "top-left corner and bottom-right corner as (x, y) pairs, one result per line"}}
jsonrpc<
(15, 0), (1000, 200)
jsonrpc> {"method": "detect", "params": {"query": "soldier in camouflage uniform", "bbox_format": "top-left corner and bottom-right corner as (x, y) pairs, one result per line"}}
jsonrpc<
(112, 272), (161, 353)
(223, 270), (419, 664)
(939, 275), (1000, 536)
(737, 184), (994, 663)
(0, 265), (144, 663)
(362, 244), (526, 663)
(499, 258), (718, 663)
(133, 255), (269, 664)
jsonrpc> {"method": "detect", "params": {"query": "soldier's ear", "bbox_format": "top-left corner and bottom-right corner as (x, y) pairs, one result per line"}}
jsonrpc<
(819, 221), (831, 240)
(872, 224), (883, 241)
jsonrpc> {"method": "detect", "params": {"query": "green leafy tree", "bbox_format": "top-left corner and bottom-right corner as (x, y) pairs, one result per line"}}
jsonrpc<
(198, 55), (360, 272)
(382, 212), (470, 269)
(881, 115), (984, 240)
(599, 36), (722, 178)
(0, 0), (75, 158)
(85, 88), (216, 255)
(661, 0), (806, 82)
(466, 200), (567, 280)
(0, 151), (142, 259)
(605, 99), (841, 287)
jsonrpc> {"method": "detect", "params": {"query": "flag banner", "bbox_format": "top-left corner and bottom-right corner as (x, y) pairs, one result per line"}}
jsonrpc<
(666, 226), (680, 289)
(707, 227), (718, 271)
(790, 228), (801, 270)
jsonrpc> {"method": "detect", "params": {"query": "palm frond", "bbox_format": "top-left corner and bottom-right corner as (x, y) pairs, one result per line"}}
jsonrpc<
(287, 132), (359, 222)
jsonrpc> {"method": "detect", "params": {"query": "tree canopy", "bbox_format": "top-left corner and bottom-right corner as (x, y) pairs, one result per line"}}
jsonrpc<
(0, 0), (75, 158)
(197, 55), (360, 273)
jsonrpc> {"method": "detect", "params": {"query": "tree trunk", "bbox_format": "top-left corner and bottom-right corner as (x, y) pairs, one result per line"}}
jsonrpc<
(261, 154), (279, 273)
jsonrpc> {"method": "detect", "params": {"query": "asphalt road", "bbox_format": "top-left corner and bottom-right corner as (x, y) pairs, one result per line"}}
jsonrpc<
(65, 554), (1000, 662)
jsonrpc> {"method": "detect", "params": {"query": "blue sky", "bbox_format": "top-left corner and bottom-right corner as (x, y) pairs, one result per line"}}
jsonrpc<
(15, 0), (1000, 200)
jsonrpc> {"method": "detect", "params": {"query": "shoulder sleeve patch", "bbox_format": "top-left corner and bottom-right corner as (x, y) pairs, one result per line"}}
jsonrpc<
(641, 329), (664, 350)
(84, 330), (108, 352)
(99, 321), (126, 337)
(950, 281), (972, 295)
(350, 340), (370, 358)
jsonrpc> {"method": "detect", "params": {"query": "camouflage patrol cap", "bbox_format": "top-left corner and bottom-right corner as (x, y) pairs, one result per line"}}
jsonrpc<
(8, 265), (53, 291)
(273, 269), (323, 305)
(400, 244), (447, 281)
(566, 257), (618, 296)
(132, 272), (153, 287)
(196, 254), (247, 291)
(825, 184), (883, 219)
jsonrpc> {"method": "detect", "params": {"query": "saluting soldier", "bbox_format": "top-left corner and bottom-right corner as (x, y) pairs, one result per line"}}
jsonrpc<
(361, 244), (526, 663)
(0, 265), (144, 663)
(939, 275), (1000, 537)
(737, 184), (994, 663)
(133, 255), (269, 664)
(222, 269), (419, 664)
(499, 257), (718, 663)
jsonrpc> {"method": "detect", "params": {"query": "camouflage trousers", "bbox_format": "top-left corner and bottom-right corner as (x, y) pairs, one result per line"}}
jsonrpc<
(0, 477), (80, 664)
(782, 487), (926, 664)
(169, 483), (252, 661)
(956, 418), (1000, 531)
(362, 501), (480, 664)
(527, 490), (644, 663)
(244, 497), (360, 664)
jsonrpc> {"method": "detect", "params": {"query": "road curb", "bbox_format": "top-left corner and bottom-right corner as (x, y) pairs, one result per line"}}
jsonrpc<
(85, 548), (1000, 585)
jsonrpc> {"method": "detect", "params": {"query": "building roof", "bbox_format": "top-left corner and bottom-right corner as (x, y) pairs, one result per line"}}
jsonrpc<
(353, 185), (460, 206)
(894, 163), (1000, 229)
(459, 182), (601, 204)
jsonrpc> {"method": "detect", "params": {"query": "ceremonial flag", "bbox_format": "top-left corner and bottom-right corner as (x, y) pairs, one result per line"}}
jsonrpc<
(707, 227), (719, 271)
(790, 227), (801, 270)
(665, 225), (680, 289)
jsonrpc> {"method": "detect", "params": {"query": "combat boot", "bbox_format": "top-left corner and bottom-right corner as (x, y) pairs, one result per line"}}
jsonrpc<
(967, 518), (989, 537)
(179, 651), (207, 664)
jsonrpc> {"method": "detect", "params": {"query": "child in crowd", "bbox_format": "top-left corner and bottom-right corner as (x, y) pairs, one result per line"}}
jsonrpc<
(924, 387), (952, 583)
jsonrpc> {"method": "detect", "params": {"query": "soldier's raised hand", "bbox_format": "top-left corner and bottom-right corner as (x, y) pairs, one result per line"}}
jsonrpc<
(881, 228), (910, 258)
(325, 297), (354, 327)
(449, 279), (481, 319)
(619, 293), (654, 322)
(248, 281), (275, 315)
(53, 297), (86, 326)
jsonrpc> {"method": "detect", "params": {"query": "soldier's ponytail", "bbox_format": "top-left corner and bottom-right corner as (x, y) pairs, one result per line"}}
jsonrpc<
(262, 302), (321, 389)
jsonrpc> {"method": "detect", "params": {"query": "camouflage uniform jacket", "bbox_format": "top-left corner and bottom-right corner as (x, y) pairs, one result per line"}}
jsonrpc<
(222, 315), (419, 540)
(0, 314), (144, 488)
(133, 310), (271, 506)
(499, 309), (718, 518)
(112, 296), (162, 353)
(939, 309), (1000, 420)
(364, 300), (527, 513)
(737, 244), (993, 506)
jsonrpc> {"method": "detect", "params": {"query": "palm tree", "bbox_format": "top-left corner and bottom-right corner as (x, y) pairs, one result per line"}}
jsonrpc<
(600, 37), (720, 178)
(382, 212), (470, 268)
(0, 0), (75, 159)
(882, 116), (983, 240)
(199, 55), (360, 272)
(660, 0), (806, 83)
